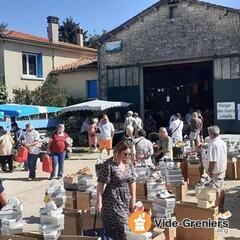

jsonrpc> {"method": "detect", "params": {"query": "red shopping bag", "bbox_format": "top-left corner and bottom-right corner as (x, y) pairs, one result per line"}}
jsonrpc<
(16, 146), (28, 163)
(42, 155), (53, 173)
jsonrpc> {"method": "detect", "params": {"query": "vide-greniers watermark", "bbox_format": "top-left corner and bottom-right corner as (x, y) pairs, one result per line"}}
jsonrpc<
(154, 218), (229, 229)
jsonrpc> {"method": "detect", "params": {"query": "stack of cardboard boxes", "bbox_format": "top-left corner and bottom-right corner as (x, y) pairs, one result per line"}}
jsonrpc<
(152, 196), (175, 219)
(187, 154), (201, 187)
(39, 181), (66, 240)
(0, 197), (24, 235)
(78, 174), (94, 192)
(165, 169), (183, 185)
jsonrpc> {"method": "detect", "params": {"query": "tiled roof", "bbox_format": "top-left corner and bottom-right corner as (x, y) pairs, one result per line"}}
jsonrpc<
(51, 57), (97, 73)
(1, 30), (97, 53)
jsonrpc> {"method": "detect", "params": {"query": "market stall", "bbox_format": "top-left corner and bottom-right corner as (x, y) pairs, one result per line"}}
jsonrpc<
(60, 99), (132, 147)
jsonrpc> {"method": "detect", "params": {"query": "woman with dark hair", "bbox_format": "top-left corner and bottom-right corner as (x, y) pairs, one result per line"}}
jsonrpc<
(96, 141), (136, 240)
(47, 124), (71, 180)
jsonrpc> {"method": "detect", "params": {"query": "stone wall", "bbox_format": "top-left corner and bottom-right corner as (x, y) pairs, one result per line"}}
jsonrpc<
(98, 0), (240, 98)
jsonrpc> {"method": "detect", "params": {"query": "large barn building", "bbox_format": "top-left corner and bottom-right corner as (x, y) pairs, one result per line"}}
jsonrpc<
(97, 0), (240, 133)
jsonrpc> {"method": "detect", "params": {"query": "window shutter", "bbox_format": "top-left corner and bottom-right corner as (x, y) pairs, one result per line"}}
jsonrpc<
(37, 53), (43, 78)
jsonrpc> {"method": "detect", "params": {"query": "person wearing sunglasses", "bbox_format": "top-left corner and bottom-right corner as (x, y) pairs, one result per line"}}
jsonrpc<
(96, 140), (136, 240)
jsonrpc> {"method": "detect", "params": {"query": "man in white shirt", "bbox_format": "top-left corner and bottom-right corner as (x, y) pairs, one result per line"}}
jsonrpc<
(24, 124), (40, 181)
(169, 113), (183, 145)
(207, 125), (227, 212)
(97, 115), (115, 160)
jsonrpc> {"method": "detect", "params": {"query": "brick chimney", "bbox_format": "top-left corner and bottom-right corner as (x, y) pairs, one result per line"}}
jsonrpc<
(47, 16), (59, 43)
(76, 28), (84, 47)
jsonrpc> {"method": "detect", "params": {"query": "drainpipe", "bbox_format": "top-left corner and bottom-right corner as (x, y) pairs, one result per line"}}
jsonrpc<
(97, 44), (101, 99)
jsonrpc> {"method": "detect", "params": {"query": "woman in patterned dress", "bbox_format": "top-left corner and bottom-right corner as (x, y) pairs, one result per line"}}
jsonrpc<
(96, 141), (137, 240)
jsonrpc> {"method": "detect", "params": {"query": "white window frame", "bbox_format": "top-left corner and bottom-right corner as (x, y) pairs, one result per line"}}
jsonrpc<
(22, 53), (38, 78)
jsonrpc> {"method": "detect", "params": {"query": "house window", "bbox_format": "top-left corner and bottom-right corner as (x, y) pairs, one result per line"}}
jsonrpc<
(214, 56), (240, 80)
(22, 52), (43, 78)
(22, 53), (37, 76)
(107, 66), (139, 87)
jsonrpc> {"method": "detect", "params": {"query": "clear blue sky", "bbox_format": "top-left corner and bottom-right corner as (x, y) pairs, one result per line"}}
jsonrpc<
(1, 0), (239, 37)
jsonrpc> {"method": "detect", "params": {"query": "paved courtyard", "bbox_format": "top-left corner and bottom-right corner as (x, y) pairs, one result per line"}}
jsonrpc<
(1, 152), (240, 240)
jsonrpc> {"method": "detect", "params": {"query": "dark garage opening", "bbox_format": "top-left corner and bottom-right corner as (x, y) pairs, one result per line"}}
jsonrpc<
(144, 61), (214, 128)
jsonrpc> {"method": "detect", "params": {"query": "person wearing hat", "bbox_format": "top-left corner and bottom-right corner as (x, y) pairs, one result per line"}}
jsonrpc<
(0, 127), (14, 172)
(24, 124), (40, 181)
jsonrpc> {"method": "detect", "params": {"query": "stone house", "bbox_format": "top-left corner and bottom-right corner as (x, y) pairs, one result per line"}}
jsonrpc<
(0, 16), (97, 100)
(97, 0), (240, 133)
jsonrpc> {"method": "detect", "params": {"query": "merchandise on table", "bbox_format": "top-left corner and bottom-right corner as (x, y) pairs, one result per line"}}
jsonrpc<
(196, 186), (216, 209)
(39, 180), (65, 240)
(0, 197), (24, 235)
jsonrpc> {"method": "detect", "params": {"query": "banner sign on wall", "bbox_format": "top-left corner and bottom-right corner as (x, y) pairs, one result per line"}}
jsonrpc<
(217, 102), (235, 120)
(106, 41), (122, 53)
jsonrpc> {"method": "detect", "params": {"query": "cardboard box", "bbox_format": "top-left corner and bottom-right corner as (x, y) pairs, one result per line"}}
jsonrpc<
(82, 211), (103, 231)
(66, 191), (77, 200)
(65, 197), (77, 209)
(175, 202), (218, 240)
(226, 162), (237, 179)
(136, 182), (147, 198)
(236, 161), (240, 179)
(187, 164), (201, 176)
(166, 182), (188, 201)
(0, 234), (100, 240)
(180, 159), (188, 181)
(165, 227), (176, 240)
(188, 175), (200, 188)
(137, 197), (153, 211)
(76, 191), (91, 211)
(61, 209), (82, 235)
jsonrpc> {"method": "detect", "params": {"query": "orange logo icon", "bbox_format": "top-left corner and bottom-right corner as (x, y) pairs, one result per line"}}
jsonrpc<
(128, 210), (152, 234)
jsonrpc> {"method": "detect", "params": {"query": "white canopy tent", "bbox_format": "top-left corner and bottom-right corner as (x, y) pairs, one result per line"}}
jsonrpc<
(60, 99), (132, 114)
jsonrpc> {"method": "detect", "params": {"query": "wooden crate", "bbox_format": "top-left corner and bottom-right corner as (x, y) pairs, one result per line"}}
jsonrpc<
(176, 202), (218, 240)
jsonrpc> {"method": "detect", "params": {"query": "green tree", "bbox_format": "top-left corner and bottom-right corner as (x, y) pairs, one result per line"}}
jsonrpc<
(86, 29), (107, 48)
(0, 85), (8, 103)
(12, 75), (67, 107)
(59, 17), (80, 44)
(34, 75), (68, 107)
(0, 22), (7, 33)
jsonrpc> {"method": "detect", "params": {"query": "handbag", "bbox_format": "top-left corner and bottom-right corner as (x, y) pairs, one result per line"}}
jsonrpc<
(42, 155), (53, 173)
(83, 212), (106, 238)
(16, 146), (28, 163)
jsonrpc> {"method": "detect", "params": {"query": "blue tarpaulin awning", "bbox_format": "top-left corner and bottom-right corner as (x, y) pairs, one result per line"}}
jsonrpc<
(0, 104), (62, 117)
